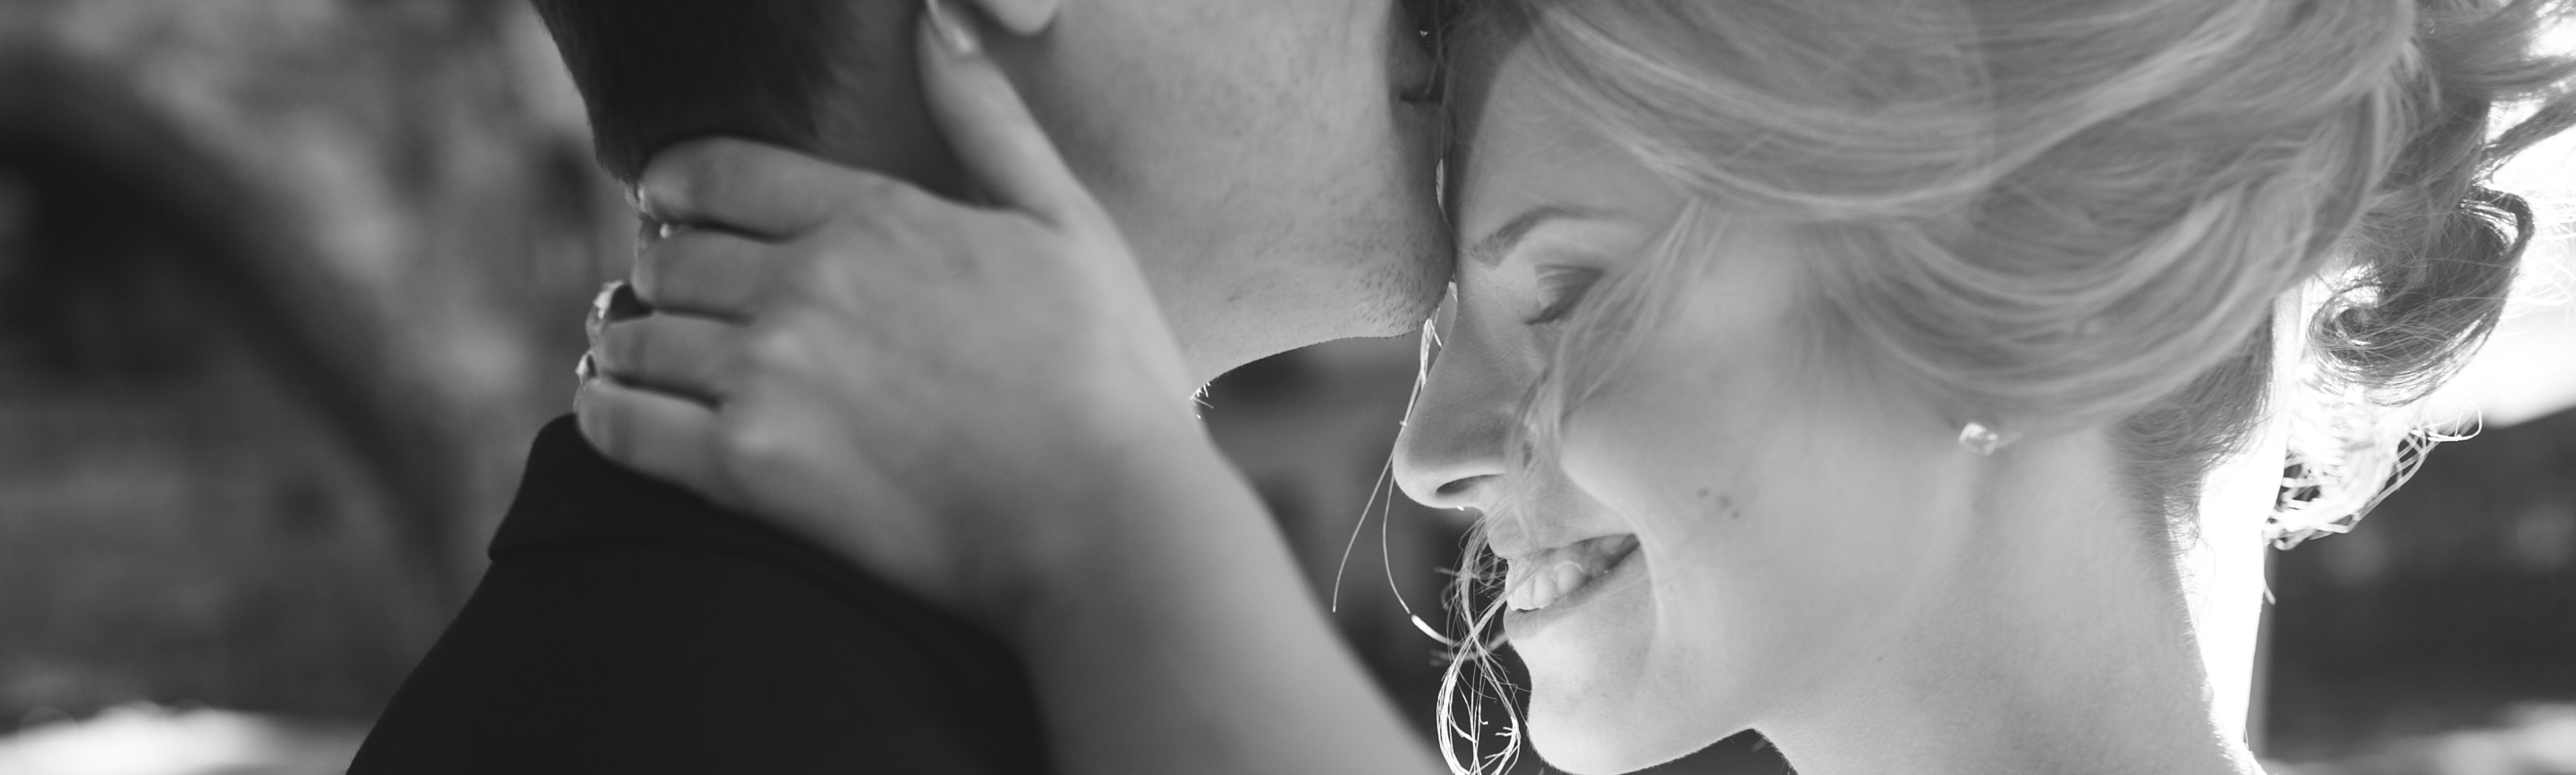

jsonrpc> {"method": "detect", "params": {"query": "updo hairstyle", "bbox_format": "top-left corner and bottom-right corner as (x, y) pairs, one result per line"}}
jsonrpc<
(1498, 0), (2576, 518)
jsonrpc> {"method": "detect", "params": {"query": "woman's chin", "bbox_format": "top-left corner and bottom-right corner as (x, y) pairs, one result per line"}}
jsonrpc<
(1513, 577), (1725, 774)
(1514, 585), (1753, 772)
(1525, 696), (1727, 775)
(1524, 707), (1649, 775)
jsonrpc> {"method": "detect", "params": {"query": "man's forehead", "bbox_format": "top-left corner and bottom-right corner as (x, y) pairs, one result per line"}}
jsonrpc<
(1441, 21), (1518, 226)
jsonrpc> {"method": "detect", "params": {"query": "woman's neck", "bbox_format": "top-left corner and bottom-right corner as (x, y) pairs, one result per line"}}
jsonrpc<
(1758, 430), (2260, 775)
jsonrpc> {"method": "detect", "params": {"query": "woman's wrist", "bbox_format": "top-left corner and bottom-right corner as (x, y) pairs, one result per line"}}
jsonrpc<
(991, 423), (1265, 647)
(981, 423), (1448, 775)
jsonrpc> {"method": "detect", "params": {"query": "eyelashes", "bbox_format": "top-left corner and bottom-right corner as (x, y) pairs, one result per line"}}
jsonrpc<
(1522, 266), (1605, 327)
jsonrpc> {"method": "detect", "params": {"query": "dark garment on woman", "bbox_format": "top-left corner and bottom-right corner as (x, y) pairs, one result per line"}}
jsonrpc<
(348, 415), (1051, 774)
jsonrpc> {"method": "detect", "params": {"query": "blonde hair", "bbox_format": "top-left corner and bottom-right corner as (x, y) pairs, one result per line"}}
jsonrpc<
(1434, 0), (2576, 770)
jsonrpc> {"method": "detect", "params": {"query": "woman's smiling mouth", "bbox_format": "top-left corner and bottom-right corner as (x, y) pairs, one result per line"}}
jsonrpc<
(1503, 533), (1643, 612)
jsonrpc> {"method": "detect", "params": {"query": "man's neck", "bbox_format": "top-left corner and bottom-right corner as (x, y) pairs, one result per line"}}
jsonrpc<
(1760, 430), (2258, 775)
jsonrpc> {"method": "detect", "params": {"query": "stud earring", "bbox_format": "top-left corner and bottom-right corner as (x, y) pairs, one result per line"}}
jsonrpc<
(1956, 422), (2017, 456)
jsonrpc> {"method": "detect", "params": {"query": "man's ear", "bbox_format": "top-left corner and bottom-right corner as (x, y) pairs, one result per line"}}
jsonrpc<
(959, 0), (1061, 36)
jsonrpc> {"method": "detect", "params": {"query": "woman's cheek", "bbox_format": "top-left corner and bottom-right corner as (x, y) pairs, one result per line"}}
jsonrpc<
(1559, 391), (1736, 539)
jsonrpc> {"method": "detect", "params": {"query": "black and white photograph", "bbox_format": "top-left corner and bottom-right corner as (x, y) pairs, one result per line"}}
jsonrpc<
(0, 1), (2572, 773)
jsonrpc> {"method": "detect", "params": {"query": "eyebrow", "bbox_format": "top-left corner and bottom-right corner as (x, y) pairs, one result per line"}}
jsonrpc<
(1464, 206), (1603, 268)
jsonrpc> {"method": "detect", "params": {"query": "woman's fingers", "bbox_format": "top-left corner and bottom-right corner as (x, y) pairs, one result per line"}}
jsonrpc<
(639, 137), (944, 240)
(918, 0), (1108, 234)
(592, 313), (747, 404)
(960, 0), (1060, 36)
(639, 139), (842, 238)
(576, 377), (728, 503)
(633, 229), (781, 320)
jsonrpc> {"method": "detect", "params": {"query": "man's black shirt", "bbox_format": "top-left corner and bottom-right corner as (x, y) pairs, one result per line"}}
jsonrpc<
(348, 415), (1051, 774)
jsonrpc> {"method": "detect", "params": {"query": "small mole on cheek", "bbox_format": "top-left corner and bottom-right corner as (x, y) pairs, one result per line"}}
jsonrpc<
(1698, 488), (1741, 520)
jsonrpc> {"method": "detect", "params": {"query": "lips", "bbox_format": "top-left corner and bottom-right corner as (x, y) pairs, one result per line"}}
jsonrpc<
(1503, 533), (1641, 611)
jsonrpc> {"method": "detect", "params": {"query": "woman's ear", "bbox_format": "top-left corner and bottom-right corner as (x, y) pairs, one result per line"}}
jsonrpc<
(960, 0), (1061, 36)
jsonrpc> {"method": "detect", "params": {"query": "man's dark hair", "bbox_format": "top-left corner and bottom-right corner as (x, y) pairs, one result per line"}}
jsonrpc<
(531, 0), (949, 188)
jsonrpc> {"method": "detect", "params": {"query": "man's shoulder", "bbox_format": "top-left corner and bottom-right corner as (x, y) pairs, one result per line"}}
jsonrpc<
(489, 413), (741, 558)
(486, 413), (1029, 682)
(493, 414), (885, 590)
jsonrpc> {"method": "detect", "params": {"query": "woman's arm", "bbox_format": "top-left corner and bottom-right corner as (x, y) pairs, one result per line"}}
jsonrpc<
(573, 9), (1446, 775)
(1012, 432), (1445, 775)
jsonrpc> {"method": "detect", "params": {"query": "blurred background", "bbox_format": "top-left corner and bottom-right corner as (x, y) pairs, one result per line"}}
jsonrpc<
(0, 2), (2567, 774)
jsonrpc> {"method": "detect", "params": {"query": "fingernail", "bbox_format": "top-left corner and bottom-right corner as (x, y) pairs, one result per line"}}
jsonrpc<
(590, 279), (651, 330)
(631, 184), (665, 224)
(587, 285), (613, 342)
(636, 214), (686, 245)
(574, 352), (597, 384)
(922, 0), (980, 55)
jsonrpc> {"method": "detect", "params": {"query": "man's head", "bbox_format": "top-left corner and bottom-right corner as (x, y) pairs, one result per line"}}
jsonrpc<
(535, 0), (1453, 379)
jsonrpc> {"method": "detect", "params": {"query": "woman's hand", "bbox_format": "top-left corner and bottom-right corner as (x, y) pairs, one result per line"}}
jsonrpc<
(572, 3), (1205, 635)
(580, 12), (1449, 775)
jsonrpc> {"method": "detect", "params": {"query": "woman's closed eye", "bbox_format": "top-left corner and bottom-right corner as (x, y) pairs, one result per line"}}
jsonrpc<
(1524, 266), (1606, 327)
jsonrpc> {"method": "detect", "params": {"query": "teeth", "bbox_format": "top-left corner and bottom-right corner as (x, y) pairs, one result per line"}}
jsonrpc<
(1507, 571), (1543, 611)
(1511, 561), (1592, 611)
(1535, 567), (1566, 607)
(1548, 562), (1588, 602)
(1503, 534), (1641, 612)
(1506, 572), (1537, 611)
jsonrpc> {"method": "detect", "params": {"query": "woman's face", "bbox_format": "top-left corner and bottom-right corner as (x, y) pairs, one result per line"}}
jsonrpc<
(1394, 43), (1982, 773)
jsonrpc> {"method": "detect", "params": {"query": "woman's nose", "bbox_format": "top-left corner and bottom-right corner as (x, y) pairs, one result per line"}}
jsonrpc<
(1393, 324), (1516, 512)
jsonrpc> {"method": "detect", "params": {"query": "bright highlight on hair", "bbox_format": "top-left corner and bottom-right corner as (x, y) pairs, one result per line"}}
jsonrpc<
(1428, 1), (2576, 772)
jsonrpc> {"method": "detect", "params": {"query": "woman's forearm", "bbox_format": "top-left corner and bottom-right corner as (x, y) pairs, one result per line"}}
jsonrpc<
(1009, 437), (1448, 775)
